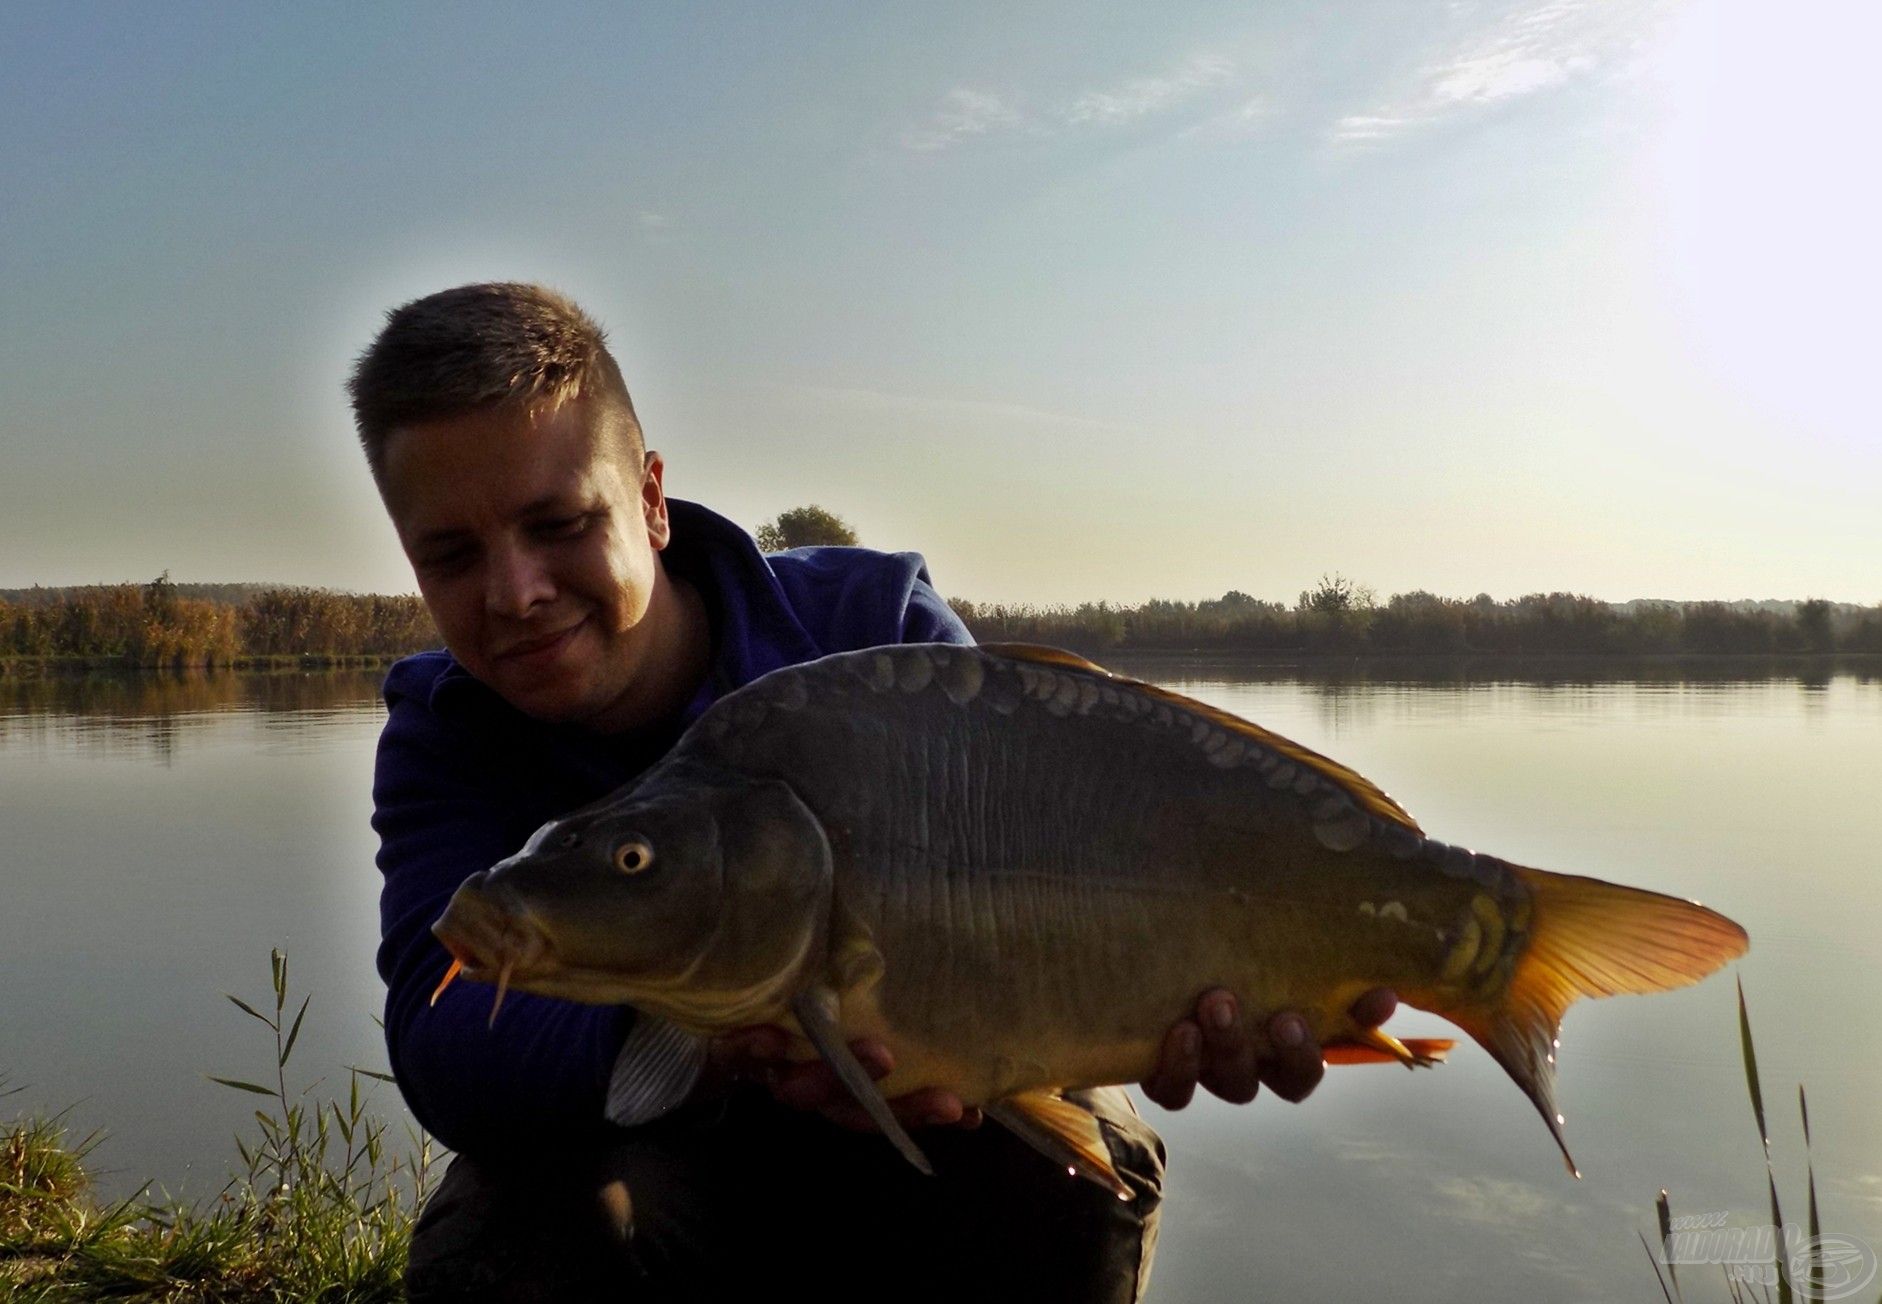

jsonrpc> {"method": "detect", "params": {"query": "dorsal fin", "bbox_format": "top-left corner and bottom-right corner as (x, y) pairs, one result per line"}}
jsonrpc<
(980, 642), (1421, 833)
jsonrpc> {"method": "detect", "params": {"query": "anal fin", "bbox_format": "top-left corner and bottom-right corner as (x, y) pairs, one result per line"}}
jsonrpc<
(985, 1091), (1133, 1202)
(1322, 1034), (1454, 1068)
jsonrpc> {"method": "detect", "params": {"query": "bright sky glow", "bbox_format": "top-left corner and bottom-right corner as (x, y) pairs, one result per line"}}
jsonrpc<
(1, 1), (1874, 605)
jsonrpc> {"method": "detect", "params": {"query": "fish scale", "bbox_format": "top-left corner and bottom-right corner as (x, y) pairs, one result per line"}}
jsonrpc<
(434, 641), (1749, 1183)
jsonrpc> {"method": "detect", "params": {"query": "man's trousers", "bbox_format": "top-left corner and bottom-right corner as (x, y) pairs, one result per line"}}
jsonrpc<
(406, 1085), (1165, 1302)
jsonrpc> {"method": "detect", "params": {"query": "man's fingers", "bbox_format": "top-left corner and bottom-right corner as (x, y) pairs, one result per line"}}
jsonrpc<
(1349, 987), (1398, 1029)
(1195, 990), (1261, 1105)
(708, 1025), (789, 1075)
(1140, 1021), (1202, 1111)
(818, 1088), (968, 1133)
(1257, 1011), (1326, 1104)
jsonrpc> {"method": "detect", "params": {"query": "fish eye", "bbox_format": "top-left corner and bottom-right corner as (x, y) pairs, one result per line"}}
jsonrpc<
(613, 838), (655, 875)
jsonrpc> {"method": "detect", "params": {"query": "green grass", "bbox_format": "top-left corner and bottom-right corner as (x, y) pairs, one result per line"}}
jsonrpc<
(0, 952), (433, 1302)
(1645, 979), (1876, 1304)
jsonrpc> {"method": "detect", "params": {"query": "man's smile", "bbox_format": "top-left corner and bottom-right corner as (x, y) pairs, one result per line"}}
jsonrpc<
(496, 617), (587, 665)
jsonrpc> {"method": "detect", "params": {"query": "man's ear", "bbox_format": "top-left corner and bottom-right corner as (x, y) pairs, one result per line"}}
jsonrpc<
(641, 451), (673, 550)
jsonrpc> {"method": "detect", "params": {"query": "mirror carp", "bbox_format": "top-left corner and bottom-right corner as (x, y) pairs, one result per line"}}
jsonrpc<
(432, 642), (1748, 1194)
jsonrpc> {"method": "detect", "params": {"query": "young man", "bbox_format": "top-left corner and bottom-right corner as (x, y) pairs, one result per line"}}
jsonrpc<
(351, 283), (1395, 1301)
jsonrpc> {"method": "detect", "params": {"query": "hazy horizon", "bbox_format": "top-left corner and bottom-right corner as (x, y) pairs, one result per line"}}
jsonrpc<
(4, 573), (1876, 613)
(4, 1), (1876, 605)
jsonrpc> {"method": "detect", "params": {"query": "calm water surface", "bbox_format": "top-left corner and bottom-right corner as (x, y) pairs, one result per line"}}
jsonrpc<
(3, 660), (1879, 1302)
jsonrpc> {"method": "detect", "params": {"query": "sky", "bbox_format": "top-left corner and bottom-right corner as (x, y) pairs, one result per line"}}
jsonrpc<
(2, 0), (1876, 606)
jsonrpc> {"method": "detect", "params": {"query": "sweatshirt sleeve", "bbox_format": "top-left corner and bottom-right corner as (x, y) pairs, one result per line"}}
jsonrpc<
(373, 689), (633, 1156)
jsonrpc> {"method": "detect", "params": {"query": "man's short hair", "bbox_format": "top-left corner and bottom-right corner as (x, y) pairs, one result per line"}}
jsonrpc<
(347, 282), (643, 483)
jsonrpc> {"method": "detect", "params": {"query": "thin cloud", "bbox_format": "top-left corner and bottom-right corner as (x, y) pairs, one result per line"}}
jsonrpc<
(635, 210), (668, 229)
(899, 88), (1021, 152)
(1061, 53), (1235, 126)
(1179, 93), (1271, 141)
(1332, 0), (1649, 145)
(899, 53), (1241, 154)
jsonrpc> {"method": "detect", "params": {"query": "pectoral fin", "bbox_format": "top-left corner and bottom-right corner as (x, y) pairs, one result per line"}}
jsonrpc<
(985, 1091), (1133, 1201)
(1322, 1035), (1455, 1067)
(789, 986), (933, 1177)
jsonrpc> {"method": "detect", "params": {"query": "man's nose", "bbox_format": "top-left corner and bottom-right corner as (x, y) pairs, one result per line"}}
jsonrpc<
(484, 544), (555, 617)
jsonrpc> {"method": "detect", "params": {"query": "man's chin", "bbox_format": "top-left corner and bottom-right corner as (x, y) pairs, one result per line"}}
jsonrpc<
(485, 663), (595, 724)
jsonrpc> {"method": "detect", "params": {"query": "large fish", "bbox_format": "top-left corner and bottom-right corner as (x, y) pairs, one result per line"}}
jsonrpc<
(432, 643), (1748, 1194)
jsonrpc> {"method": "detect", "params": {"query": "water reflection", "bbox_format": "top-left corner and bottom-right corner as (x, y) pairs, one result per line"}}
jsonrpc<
(0, 670), (386, 763)
(1107, 650), (1879, 685)
(1103, 653), (1882, 739)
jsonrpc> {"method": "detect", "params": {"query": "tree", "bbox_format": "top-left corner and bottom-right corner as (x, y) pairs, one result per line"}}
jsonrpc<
(1796, 597), (1835, 653)
(1296, 573), (1375, 615)
(755, 505), (860, 552)
(144, 570), (178, 623)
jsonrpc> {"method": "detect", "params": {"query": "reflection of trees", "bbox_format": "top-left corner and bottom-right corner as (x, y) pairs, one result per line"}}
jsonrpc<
(0, 671), (386, 764)
(1101, 652), (1882, 693)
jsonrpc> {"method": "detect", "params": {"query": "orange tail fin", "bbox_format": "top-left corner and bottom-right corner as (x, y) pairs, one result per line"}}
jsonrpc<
(1444, 867), (1747, 1177)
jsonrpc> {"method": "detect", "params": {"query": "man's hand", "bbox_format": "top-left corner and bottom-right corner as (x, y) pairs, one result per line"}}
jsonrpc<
(707, 1027), (983, 1131)
(1139, 986), (1399, 1110)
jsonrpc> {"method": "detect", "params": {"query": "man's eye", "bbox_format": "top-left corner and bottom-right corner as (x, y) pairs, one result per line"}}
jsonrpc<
(536, 515), (591, 540)
(420, 548), (474, 574)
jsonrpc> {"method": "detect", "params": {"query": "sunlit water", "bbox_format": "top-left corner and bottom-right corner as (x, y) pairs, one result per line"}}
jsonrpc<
(3, 660), (1879, 1302)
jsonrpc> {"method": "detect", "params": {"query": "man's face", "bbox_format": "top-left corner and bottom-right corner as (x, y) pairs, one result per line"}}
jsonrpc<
(380, 395), (672, 729)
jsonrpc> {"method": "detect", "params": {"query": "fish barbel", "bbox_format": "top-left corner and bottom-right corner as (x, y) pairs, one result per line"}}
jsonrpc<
(433, 643), (1748, 1193)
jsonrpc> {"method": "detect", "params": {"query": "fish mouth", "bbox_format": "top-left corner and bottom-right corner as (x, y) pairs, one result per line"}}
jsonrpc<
(432, 876), (559, 1018)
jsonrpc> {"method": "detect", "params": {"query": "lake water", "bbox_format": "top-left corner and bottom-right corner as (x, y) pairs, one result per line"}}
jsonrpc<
(4, 659), (1879, 1302)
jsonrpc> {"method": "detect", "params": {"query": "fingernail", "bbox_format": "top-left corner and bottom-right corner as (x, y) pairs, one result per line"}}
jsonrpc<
(1275, 1016), (1306, 1048)
(1209, 999), (1235, 1031)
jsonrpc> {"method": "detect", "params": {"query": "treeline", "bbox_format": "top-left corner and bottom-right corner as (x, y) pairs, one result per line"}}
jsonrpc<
(950, 584), (1882, 658)
(8, 572), (1881, 670)
(0, 575), (437, 671)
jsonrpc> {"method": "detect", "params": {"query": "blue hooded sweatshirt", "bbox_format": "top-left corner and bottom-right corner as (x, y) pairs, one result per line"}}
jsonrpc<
(372, 499), (971, 1156)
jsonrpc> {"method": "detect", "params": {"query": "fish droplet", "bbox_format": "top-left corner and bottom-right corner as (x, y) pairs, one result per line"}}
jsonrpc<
(1209, 738), (1247, 769)
(870, 653), (896, 692)
(937, 653), (985, 705)
(730, 696), (768, 730)
(1440, 915), (1483, 982)
(1469, 895), (1505, 976)
(895, 649), (935, 694)
(983, 670), (1024, 715)
(1046, 677), (1080, 716)
(1313, 808), (1368, 852)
